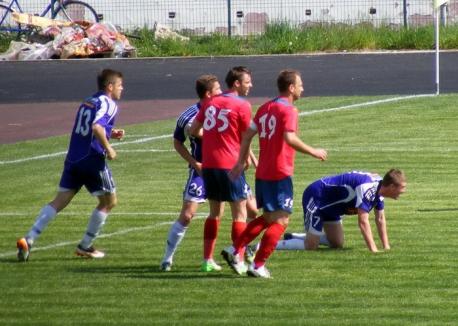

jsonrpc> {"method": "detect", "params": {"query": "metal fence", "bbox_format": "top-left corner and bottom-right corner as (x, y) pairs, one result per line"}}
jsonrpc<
(14, 0), (458, 35)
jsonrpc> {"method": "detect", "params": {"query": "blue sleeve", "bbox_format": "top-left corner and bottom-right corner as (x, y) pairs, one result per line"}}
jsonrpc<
(173, 123), (186, 143)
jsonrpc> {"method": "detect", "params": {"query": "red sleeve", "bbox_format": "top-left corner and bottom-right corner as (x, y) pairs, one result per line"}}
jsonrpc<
(239, 102), (252, 132)
(284, 107), (298, 132)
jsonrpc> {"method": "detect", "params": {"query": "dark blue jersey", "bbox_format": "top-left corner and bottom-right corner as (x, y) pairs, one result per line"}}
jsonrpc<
(173, 103), (202, 163)
(66, 92), (118, 163)
(305, 171), (385, 217)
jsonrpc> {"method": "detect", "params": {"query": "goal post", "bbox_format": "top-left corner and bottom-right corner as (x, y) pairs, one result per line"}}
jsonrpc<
(434, 0), (449, 95)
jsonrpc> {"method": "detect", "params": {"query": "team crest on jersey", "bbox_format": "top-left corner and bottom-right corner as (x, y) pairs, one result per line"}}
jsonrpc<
(363, 186), (377, 202)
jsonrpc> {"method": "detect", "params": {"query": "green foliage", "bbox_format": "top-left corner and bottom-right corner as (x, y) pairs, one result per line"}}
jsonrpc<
(1, 94), (458, 324)
(128, 23), (458, 57)
(2, 23), (458, 55)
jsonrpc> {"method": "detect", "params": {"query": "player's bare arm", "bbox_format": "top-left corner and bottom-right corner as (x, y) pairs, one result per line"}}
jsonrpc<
(93, 123), (116, 160)
(173, 139), (202, 175)
(189, 119), (203, 138)
(283, 131), (327, 161)
(229, 128), (257, 180)
(374, 209), (390, 250)
(248, 149), (258, 168)
(357, 208), (378, 253)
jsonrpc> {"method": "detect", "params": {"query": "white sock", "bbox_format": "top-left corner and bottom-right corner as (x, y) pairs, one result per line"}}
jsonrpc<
(276, 238), (305, 250)
(26, 205), (57, 244)
(319, 234), (330, 247)
(162, 221), (187, 264)
(80, 209), (108, 249)
(290, 233), (306, 240)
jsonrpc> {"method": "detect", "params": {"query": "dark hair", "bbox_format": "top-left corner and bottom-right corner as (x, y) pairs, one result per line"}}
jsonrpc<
(97, 69), (123, 91)
(225, 66), (251, 88)
(195, 74), (219, 99)
(277, 69), (300, 93)
(381, 169), (406, 186)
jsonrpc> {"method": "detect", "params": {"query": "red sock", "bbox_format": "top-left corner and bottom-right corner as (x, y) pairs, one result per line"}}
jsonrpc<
(254, 223), (286, 268)
(203, 218), (220, 260)
(234, 216), (267, 254)
(231, 220), (246, 257)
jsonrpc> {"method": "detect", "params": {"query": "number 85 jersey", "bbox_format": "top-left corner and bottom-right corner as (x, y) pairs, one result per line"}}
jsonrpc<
(66, 92), (118, 163)
(252, 97), (298, 181)
(195, 92), (251, 169)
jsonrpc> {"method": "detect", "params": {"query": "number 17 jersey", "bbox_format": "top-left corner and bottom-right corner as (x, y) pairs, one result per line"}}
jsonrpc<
(252, 97), (298, 181)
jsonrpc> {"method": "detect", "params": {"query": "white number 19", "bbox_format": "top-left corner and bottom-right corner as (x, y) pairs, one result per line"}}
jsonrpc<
(259, 113), (276, 139)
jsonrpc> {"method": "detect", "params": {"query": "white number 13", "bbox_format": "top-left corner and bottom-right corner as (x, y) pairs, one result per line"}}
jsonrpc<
(75, 108), (92, 136)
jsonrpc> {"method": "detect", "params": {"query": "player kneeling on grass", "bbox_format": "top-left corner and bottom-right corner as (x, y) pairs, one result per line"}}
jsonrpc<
(276, 169), (406, 253)
(16, 69), (125, 261)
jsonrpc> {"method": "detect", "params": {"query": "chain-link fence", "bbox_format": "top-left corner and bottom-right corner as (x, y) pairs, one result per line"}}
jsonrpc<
(11, 0), (458, 34)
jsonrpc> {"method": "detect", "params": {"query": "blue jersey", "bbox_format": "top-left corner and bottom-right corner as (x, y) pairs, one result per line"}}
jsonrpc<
(307, 171), (385, 217)
(66, 92), (118, 163)
(173, 103), (202, 163)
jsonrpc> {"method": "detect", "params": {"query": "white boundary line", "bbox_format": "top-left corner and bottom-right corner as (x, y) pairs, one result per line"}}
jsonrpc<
(0, 94), (435, 165)
(0, 212), (208, 217)
(0, 215), (205, 258)
(0, 134), (172, 165)
(298, 94), (435, 117)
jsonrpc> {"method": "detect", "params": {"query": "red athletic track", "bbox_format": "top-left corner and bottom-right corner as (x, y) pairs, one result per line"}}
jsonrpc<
(0, 98), (268, 144)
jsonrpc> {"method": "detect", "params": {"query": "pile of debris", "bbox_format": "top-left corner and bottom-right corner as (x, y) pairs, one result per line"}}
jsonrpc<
(0, 13), (135, 60)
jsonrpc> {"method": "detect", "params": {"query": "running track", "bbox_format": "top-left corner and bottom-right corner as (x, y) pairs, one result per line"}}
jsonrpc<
(1, 51), (457, 144)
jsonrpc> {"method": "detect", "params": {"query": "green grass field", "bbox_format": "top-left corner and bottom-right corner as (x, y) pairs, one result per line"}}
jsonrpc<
(1, 94), (457, 325)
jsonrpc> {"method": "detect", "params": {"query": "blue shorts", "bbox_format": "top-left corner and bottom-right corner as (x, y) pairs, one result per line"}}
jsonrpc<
(59, 154), (115, 196)
(183, 168), (206, 203)
(202, 168), (248, 202)
(302, 182), (341, 235)
(255, 176), (293, 213)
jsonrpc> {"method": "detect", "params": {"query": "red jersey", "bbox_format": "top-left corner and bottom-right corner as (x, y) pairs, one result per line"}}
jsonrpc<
(196, 91), (252, 169)
(253, 97), (298, 180)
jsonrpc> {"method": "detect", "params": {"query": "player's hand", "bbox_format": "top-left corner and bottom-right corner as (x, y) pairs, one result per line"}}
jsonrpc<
(111, 129), (125, 140)
(106, 146), (117, 160)
(193, 162), (203, 176)
(244, 159), (251, 170)
(314, 148), (328, 161)
(229, 162), (245, 181)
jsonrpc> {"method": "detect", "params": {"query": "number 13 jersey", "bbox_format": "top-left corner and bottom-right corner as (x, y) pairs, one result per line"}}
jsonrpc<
(66, 92), (118, 163)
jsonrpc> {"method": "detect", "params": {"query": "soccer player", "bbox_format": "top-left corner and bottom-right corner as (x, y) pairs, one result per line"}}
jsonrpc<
(276, 169), (407, 252)
(159, 74), (259, 272)
(223, 69), (327, 278)
(189, 66), (255, 272)
(16, 69), (125, 261)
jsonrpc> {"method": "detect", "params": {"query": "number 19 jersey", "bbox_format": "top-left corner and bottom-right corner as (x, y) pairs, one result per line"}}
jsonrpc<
(252, 97), (298, 180)
(195, 92), (251, 169)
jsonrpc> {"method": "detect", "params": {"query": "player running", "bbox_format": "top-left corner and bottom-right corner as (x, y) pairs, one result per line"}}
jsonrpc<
(16, 69), (125, 261)
(276, 169), (406, 252)
(223, 69), (327, 278)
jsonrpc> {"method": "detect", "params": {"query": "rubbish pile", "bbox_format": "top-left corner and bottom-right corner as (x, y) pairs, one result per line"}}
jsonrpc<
(0, 13), (135, 60)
